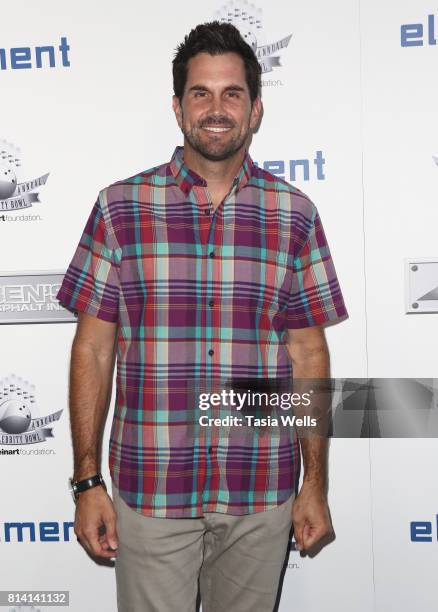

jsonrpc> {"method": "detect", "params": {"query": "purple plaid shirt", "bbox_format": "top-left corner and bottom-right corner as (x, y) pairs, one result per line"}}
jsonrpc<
(57, 146), (348, 517)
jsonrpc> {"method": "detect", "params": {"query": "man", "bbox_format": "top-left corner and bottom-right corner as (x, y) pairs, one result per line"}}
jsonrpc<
(57, 21), (348, 612)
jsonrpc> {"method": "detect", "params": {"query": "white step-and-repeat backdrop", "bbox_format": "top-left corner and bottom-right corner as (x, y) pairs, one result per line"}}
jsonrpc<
(0, 1), (436, 611)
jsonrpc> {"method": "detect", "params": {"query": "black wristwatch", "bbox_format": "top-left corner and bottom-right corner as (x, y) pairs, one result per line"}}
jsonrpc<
(69, 473), (106, 503)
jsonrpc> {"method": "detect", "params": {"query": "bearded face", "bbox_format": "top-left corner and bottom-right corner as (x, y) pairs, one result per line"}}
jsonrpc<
(173, 52), (261, 162)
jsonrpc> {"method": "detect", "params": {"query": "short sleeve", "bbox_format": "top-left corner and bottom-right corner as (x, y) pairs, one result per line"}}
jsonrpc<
(56, 196), (120, 322)
(284, 206), (348, 329)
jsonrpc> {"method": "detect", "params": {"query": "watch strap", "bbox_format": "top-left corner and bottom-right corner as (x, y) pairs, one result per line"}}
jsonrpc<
(70, 473), (106, 500)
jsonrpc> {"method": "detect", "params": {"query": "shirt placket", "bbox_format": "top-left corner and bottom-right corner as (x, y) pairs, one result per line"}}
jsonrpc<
(192, 181), (236, 507)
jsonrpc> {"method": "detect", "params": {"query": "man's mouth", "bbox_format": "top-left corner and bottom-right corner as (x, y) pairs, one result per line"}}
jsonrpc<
(201, 126), (232, 133)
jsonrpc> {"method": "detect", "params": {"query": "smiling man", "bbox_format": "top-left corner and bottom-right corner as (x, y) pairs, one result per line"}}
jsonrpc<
(172, 42), (262, 210)
(57, 21), (348, 612)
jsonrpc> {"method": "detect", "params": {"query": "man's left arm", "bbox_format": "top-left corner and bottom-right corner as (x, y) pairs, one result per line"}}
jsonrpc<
(285, 325), (333, 553)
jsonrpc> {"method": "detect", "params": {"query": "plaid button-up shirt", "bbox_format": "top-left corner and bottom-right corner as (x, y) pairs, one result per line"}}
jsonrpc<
(57, 145), (348, 518)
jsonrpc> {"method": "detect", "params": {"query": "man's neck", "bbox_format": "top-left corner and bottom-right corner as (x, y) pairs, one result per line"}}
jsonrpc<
(182, 142), (246, 193)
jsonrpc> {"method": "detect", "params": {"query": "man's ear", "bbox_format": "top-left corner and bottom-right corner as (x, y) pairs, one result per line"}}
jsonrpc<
(249, 96), (263, 130)
(172, 95), (183, 129)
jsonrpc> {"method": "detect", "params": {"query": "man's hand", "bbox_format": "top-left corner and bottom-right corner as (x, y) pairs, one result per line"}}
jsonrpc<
(291, 481), (333, 552)
(74, 485), (118, 559)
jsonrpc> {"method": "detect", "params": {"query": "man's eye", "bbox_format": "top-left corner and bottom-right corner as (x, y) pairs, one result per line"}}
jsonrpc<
(194, 91), (206, 97)
(227, 92), (239, 97)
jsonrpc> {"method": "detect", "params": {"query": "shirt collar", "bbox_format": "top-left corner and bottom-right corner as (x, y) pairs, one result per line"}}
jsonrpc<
(169, 145), (255, 197)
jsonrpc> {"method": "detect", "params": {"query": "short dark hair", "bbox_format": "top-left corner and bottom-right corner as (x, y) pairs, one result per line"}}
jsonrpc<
(172, 21), (261, 103)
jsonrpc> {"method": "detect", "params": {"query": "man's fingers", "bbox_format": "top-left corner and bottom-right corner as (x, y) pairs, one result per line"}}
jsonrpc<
(74, 489), (119, 558)
(302, 523), (316, 549)
(83, 527), (103, 556)
(103, 514), (118, 551)
(302, 521), (332, 550)
(292, 518), (305, 551)
(86, 529), (116, 558)
(77, 526), (117, 558)
(77, 531), (93, 555)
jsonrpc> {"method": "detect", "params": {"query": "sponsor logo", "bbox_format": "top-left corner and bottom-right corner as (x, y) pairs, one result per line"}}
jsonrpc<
(253, 152), (326, 182)
(0, 375), (63, 446)
(0, 520), (74, 542)
(0, 139), (49, 218)
(0, 271), (77, 323)
(405, 258), (438, 313)
(401, 14), (437, 47)
(410, 515), (438, 541)
(0, 36), (70, 70)
(214, 1), (292, 81)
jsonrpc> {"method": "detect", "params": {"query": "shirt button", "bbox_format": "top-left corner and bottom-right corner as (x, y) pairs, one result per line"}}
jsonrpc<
(208, 349), (214, 356)
(208, 299), (214, 307)
(208, 446), (213, 454)
(204, 209), (210, 215)
(209, 250), (215, 258)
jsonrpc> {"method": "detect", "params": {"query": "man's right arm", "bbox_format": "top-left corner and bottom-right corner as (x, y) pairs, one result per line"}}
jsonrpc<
(70, 311), (117, 480)
(69, 311), (119, 559)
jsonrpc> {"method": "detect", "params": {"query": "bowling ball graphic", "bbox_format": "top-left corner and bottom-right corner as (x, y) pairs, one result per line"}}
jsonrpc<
(0, 164), (17, 199)
(239, 28), (257, 52)
(0, 398), (32, 434)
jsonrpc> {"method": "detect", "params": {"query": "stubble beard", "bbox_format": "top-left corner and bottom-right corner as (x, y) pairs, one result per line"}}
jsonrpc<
(181, 117), (250, 162)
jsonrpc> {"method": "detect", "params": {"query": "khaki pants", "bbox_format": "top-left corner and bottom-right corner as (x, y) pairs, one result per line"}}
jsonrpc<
(112, 485), (294, 612)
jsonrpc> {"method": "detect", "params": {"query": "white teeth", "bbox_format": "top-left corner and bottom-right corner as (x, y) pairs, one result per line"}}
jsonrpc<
(203, 127), (231, 132)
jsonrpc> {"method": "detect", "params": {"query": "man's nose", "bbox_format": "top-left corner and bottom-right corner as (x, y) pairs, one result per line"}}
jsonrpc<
(209, 96), (225, 115)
